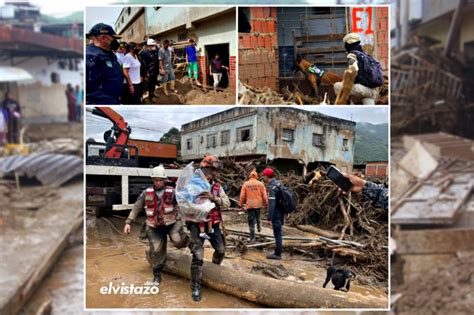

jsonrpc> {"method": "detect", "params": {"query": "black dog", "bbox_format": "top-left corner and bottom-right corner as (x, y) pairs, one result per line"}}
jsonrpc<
(323, 265), (356, 292)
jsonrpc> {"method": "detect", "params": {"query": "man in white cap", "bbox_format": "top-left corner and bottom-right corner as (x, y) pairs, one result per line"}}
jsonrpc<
(333, 32), (384, 105)
(123, 165), (188, 286)
(139, 38), (160, 101)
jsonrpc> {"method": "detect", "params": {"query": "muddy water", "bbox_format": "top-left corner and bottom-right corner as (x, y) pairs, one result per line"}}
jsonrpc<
(86, 215), (260, 308)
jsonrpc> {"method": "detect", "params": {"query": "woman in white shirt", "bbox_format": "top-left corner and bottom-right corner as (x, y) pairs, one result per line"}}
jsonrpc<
(122, 43), (142, 104)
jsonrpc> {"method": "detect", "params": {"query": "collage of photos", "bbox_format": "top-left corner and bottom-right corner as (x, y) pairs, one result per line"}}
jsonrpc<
(0, 0), (473, 315)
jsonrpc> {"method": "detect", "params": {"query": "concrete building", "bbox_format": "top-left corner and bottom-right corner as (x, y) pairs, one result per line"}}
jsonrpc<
(115, 7), (146, 43)
(181, 107), (356, 174)
(0, 2), (83, 123)
(147, 6), (236, 92)
(239, 6), (389, 95)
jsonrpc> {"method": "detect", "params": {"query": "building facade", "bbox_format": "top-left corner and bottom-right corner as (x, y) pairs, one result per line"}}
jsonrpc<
(115, 7), (146, 43)
(181, 107), (356, 173)
(365, 161), (388, 177)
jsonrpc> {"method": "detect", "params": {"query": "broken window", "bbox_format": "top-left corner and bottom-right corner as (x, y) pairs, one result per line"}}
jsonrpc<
(238, 7), (251, 33)
(237, 125), (252, 142)
(312, 133), (324, 147)
(186, 138), (193, 150)
(282, 128), (294, 143)
(221, 130), (230, 146)
(342, 138), (349, 151)
(206, 134), (217, 148)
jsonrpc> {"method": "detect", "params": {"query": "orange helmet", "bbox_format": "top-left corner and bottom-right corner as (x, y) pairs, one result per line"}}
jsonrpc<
(200, 155), (220, 169)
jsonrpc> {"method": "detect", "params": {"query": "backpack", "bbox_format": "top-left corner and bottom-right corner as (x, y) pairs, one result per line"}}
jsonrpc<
(351, 50), (384, 88)
(276, 183), (297, 214)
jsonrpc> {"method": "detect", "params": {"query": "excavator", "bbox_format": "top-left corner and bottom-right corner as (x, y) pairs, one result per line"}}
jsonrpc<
(85, 107), (179, 215)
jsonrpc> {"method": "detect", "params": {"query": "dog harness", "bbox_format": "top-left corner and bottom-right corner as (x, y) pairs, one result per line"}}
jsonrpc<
(307, 65), (325, 78)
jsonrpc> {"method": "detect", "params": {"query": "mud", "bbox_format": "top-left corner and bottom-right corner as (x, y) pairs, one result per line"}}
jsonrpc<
(145, 77), (235, 105)
(85, 215), (260, 308)
(85, 209), (387, 308)
(25, 122), (83, 142)
(396, 253), (474, 315)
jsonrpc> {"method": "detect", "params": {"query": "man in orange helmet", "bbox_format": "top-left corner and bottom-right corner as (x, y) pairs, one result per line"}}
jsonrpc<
(239, 170), (268, 242)
(186, 155), (229, 302)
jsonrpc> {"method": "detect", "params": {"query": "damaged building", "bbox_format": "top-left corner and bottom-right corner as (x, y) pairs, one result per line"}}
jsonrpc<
(238, 6), (389, 96)
(116, 6), (236, 92)
(180, 107), (355, 174)
(0, 1), (83, 123)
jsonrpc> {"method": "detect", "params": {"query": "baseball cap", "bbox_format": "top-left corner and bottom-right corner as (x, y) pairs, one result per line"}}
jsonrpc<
(343, 33), (361, 44)
(89, 23), (121, 38)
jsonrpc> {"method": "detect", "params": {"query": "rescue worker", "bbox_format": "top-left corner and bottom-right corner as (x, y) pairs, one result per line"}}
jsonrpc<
(333, 33), (384, 105)
(186, 155), (230, 302)
(139, 39), (160, 101)
(123, 165), (188, 286)
(239, 170), (268, 242)
(86, 23), (123, 105)
(261, 168), (284, 260)
(341, 173), (388, 210)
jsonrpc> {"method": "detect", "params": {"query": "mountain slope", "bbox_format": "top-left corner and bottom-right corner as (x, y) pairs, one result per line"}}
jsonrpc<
(354, 122), (388, 164)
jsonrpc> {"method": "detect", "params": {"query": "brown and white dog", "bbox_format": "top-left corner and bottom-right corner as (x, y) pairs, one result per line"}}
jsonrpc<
(294, 54), (342, 98)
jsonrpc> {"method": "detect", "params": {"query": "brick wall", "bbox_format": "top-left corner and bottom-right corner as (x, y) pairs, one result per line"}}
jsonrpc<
(375, 7), (389, 71)
(238, 7), (279, 91)
(229, 56), (236, 91)
(197, 55), (236, 93)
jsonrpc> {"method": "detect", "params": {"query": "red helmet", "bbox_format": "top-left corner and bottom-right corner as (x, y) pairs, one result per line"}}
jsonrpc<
(200, 155), (220, 169)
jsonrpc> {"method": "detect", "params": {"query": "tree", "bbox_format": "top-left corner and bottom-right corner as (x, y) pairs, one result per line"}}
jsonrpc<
(160, 127), (181, 150)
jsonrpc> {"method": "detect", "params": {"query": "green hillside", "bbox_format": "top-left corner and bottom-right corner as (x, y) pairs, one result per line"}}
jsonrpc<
(41, 11), (83, 24)
(354, 122), (388, 164)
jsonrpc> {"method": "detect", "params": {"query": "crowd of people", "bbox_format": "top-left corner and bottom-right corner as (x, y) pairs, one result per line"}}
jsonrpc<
(123, 155), (388, 302)
(86, 23), (230, 105)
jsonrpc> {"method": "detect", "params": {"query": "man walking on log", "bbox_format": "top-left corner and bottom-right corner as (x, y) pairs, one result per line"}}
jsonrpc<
(261, 168), (284, 260)
(123, 165), (188, 286)
(186, 155), (230, 302)
(239, 170), (268, 242)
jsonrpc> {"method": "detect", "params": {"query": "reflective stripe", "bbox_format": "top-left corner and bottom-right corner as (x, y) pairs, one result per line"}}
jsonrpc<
(269, 197), (276, 199)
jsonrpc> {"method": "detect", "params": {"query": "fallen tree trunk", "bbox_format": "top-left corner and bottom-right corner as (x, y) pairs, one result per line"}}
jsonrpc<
(164, 250), (387, 308)
(296, 225), (340, 239)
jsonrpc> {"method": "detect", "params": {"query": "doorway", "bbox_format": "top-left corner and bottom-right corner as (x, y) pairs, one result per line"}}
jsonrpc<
(205, 43), (230, 89)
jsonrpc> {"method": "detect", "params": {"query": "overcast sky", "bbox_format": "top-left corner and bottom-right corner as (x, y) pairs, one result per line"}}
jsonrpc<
(86, 106), (388, 142)
(85, 6), (123, 32)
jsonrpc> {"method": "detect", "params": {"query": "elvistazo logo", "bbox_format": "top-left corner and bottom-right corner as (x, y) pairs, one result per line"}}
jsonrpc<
(100, 282), (160, 295)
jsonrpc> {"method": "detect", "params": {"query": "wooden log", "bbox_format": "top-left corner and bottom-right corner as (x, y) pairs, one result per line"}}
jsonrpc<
(335, 64), (357, 104)
(296, 225), (340, 239)
(164, 250), (387, 308)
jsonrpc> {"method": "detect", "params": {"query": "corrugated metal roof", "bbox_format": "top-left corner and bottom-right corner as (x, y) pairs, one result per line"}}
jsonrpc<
(0, 153), (83, 186)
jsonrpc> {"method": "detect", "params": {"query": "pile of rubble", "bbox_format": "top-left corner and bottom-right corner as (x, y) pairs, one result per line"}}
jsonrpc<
(219, 157), (388, 281)
(391, 35), (474, 137)
(238, 81), (297, 105)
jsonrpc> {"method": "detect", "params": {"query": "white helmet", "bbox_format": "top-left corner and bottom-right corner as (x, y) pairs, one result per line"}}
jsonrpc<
(151, 165), (166, 179)
(343, 33), (361, 44)
(147, 38), (157, 46)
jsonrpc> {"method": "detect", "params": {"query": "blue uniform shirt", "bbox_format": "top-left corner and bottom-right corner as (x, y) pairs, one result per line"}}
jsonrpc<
(86, 44), (124, 105)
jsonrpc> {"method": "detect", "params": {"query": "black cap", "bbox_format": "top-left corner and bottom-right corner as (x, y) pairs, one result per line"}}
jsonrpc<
(88, 23), (121, 38)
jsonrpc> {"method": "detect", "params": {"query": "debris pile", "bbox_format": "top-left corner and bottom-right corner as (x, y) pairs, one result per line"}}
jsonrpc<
(146, 76), (235, 105)
(238, 81), (296, 105)
(391, 35), (474, 136)
(218, 157), (388, 281)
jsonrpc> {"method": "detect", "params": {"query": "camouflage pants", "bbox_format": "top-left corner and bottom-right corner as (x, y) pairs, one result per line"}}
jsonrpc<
(145, 221), (188, 271)
(187, 222), (225, 286)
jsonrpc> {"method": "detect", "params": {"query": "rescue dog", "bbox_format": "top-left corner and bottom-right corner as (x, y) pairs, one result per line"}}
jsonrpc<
(322, 253), (355, 292)
(323, 265), (356, 292)
(294, 54), (342, 98)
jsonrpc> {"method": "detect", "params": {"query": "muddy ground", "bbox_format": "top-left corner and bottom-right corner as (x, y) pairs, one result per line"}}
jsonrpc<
(144, 77), (235, 105)
(24, 121), (83, 142)
(85, 210), (387, 309)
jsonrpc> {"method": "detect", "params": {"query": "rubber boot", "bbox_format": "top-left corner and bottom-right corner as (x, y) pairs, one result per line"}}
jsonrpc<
(247, 227), (255, 242)
(169, 80), (178, 94)
(191, 268), (201, 302)
(152, 268), (161, 286)
(162, 81), (169, 96)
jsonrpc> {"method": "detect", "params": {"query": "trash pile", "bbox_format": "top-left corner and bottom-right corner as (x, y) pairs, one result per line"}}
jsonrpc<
(218, 157), (388, 281)
(391, 35), (474, 137)
(238, 81), (297, 105)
